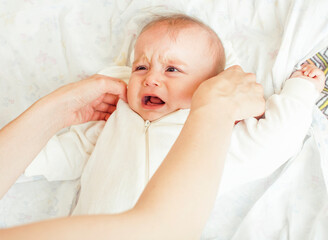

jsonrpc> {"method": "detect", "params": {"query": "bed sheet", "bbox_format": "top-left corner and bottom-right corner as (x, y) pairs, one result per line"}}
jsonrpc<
(1, 0), (328, 239)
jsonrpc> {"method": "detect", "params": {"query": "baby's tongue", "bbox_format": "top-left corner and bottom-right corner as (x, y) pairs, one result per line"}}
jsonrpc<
(149, 96), (164, 104)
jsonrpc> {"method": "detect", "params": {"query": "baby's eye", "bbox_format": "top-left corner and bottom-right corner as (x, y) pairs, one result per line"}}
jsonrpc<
(166, 66), (179, 72)
(135, 66), (147, 71)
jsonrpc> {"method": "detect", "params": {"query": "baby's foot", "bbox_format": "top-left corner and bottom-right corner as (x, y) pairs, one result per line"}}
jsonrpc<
(291, 63), (325, 92)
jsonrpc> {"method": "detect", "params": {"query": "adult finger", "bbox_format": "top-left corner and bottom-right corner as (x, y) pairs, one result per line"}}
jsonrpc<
(94, 103), (116, 114)
(93, 74), (128, 102)
(91, 111), (110, 122)
(102, 93), (119, 105)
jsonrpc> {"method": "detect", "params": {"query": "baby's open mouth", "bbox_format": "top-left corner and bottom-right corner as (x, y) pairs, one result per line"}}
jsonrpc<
(142, 96), (165, 106)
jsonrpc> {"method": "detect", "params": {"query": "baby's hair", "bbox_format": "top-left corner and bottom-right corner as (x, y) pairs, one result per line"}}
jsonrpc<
(139, 13), (226, 74)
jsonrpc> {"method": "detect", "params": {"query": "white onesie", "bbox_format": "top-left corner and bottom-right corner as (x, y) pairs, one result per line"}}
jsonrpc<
(26, 70), (319, 216)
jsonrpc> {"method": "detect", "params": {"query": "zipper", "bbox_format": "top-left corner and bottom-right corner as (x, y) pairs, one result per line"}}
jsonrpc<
(144, 120), (151, 184)
(143, 111), (180, 184)
(143, 111), (188, 184)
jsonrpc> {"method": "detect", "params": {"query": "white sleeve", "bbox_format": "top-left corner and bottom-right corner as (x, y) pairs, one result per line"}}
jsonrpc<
(25, 121), (105, 181)
(220, 77), (319, 192)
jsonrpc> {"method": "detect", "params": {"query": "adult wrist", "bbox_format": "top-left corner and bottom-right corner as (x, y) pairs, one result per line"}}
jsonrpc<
(190, 98), (237, 123)
(32, 94), (67, 133)
(189, 103), (236, 128)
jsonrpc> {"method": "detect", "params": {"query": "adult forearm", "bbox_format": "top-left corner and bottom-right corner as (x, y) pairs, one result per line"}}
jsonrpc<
(0, 96), (63, 198)
(132, 107), (235, 239)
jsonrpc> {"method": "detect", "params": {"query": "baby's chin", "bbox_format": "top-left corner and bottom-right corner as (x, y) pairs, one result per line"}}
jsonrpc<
(128, 100), (188, 122)
(127, 101), (166, 122)
(129, 105), (178, 122)
(138, 111), (168, 122)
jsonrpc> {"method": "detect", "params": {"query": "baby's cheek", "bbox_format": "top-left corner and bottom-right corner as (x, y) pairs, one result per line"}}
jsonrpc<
(170, 84), (195, 109)
(177, 97), (193, 109)
(126, 90), (138, 110)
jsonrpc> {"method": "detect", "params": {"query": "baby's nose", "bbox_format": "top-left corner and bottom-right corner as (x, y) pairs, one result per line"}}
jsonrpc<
(143, 74), (162, 87)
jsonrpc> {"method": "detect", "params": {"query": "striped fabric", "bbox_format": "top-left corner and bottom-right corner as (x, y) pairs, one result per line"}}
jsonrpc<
(305, 47), (328, 118)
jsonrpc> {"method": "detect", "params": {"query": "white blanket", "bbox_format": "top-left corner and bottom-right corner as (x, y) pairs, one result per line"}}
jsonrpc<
(201, 108), (328, 239)
(1, 0), (328, 239)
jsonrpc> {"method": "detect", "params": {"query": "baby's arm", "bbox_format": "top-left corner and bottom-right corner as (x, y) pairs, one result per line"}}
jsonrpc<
(220, 65), (324, 193)
(25, 121), (105, 181)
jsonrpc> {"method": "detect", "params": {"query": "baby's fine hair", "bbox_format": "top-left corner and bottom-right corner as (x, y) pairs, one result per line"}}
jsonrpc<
(139, 13), (226, 74)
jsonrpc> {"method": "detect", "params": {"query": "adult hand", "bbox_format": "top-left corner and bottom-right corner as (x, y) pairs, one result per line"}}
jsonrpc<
(0, 74), (127, 198)
(43, 74), (127, 128)
(191, 65), (265, 121)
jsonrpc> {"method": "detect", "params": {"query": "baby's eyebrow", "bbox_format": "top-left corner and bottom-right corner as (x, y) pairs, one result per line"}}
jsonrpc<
(161, 53), (187, 66)
(132, 55), (187, 67)
(165, 58), (187, 66)
(133, 55), (150, 65)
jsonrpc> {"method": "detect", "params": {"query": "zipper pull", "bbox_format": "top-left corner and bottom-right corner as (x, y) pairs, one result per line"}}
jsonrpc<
(144, 120), (151, 132)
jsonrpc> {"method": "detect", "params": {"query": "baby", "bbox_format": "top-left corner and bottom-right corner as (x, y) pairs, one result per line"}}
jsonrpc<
(127, 15), (225, 121)
(26, 14), (324, 227)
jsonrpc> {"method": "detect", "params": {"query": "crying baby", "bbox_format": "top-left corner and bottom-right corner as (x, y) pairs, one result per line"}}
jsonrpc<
(126, 14), (225, 121)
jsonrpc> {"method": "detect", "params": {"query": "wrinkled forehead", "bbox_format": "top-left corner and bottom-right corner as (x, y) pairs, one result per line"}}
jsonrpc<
(133, 23), (212, 63)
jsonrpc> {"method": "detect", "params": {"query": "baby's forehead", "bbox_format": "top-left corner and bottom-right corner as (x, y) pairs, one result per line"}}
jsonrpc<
(134, 18), (225, 73)
(135, 23), (211, 54)
(134, 27), (209, 62)
(139, 21), (207, 40)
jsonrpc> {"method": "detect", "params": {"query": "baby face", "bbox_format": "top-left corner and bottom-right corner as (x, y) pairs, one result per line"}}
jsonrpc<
(128, 23), (217, 121)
